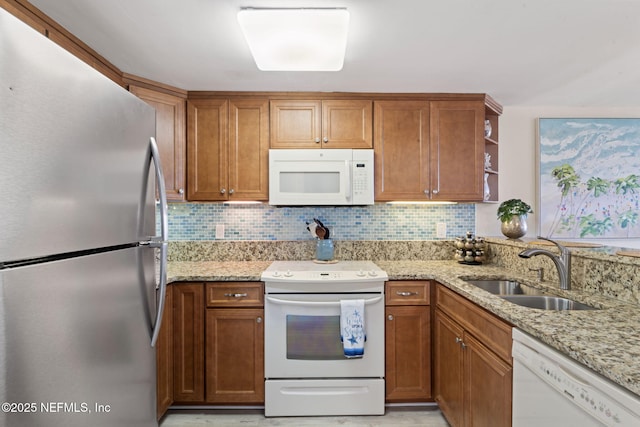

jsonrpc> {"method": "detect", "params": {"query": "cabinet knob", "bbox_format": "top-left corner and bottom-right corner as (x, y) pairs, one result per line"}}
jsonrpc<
(229, 189), (235, 195)
(315, 137), (321, 143)
(424, 189), (430, 195)
(220, 188), (226, 194)
(178, 188), (184, 195)
(455, 336), (467, 348)
(323, 137), (329, 143)
(256, 317), (263, 324)
(387, 315), (394, 321)
(432, 189), (439, 195)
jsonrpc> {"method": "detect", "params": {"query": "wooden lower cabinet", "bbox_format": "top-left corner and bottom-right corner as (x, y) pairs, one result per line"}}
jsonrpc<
(172, 283), (205, 403)
(156, 285), (173, 420)
(434, 283), (513, 427)
(205, 282), (264, 404)
(434, 310), (464, 425)
(170, 282), (265, 406)
(205, 308), (264, 403)
(385, 281), (431, 402)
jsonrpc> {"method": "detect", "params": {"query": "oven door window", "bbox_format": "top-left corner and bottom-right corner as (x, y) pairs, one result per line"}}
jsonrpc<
(286, 315), (344, 360)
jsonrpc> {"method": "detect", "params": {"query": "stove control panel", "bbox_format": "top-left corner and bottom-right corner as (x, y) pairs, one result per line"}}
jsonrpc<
(261, 261), (388, 293)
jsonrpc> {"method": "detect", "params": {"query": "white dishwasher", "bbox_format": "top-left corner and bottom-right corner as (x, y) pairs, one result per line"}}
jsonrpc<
(512, 328), (640, 426)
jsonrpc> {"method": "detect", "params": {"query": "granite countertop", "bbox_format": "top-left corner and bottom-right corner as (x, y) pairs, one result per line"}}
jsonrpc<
(167, 259), (640, 397)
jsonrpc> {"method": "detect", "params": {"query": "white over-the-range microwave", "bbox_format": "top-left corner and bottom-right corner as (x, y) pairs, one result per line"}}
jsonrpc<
(268, 149), (374, 205)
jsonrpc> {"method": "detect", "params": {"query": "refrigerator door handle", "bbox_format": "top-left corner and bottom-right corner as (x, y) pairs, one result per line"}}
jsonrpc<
(150, 136), (169, 245)
(151, 241), (168, 347)
(146, 136), (168, 347)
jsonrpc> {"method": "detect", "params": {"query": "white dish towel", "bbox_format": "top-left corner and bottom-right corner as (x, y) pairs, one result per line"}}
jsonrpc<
(340, 299), (365, 358)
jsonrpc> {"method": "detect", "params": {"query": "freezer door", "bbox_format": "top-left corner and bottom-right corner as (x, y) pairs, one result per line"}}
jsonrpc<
(0, 9), (156, 262)
(0, 246), (157, 427)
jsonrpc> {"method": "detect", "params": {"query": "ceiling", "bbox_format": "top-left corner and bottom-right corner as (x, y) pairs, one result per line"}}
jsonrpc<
(28, 0), (640, 107)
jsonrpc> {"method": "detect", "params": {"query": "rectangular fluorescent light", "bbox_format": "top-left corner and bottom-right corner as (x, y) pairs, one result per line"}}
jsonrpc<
(237, 8), (349, 71)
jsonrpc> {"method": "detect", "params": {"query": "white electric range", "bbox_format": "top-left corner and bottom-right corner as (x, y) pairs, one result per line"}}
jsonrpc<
(261, 260), (388, 417)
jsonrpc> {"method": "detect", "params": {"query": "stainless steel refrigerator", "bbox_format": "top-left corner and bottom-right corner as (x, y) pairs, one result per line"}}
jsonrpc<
(0, 8), (168, 427)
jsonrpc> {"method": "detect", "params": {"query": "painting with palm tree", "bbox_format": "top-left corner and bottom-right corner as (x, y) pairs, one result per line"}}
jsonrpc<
(539, 118), (640, 239)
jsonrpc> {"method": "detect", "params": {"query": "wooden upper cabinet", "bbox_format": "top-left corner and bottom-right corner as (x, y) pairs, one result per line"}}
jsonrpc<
(322, 100), (373, 148)
(228, 99), (269, 200)
(429, 100), (485, 201)
(187, 98), (269, 202)
(374, 99), (485, 202)
(374, 100), (430, 200)
(270, 99), (372, 148)
(270, 100), (321, 148)
(130, 85), (186, 201)
(187, 99), (228, 201)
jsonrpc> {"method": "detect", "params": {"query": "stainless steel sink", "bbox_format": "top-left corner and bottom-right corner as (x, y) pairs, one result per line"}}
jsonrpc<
(464, 279), (599, 311)
(501, 295), (598, 311)
(465, 279), (547, 296)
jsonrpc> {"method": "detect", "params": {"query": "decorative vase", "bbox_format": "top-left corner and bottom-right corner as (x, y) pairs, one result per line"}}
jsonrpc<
(484, 119), (492, 138)
(316, 239), (334, 261)
(484, 173), (491, 201)
(501, 215), (528, 239)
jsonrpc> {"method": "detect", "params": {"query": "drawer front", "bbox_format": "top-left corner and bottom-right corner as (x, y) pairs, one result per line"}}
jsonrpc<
(436, 284), (512, 363)
(206, 282), (264, 307)
(386, 281), (430, 306)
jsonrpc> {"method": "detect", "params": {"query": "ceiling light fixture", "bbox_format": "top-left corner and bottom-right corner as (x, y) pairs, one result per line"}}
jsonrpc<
(237, 7), (349, 71)
(385, 201), (459, 205)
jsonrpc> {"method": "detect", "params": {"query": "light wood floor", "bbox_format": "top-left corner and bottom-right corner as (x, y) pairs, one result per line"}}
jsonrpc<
(160, 407), (449, 426)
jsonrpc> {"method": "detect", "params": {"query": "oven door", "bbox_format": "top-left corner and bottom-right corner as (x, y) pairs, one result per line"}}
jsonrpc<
(264, 292), (385, 379)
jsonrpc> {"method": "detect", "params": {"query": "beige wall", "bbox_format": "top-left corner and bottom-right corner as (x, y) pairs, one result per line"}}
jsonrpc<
(476, 106), (640, 249)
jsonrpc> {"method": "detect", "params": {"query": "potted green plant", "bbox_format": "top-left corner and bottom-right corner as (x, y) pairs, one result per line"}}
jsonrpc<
(497, 199), (533, 239)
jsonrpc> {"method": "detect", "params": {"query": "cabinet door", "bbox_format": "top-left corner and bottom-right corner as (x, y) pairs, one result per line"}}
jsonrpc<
(385, 305), (431, 402)
(374, 100), (430, 200)
(322, 100), (372, 148)
(270, 100), (322, 148)
(429, 100), (484, 201)
(187, 99), (228, 200)
(130, 85), (186, 201)
(205, 308), (264, 403)
(464, 333), (512, 427)
(228, 99), (269, 200)
(434, 309), (465, 427)
(173, 283), (205, 402)
(156, 285), (173, 419)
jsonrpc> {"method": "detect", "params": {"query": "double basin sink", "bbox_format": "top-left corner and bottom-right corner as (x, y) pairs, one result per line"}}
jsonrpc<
(465, 279), (598, 311)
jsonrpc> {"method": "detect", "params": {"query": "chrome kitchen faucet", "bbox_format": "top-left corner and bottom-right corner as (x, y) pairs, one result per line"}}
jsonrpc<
(519, 237), (571, 290)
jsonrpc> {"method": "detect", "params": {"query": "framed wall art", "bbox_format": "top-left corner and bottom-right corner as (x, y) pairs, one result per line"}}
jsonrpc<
(539, 118), (640, 239)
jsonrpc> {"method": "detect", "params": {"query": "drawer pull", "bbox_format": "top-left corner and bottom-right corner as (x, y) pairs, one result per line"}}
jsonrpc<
(224, 293), (248, 298)
(396, 291), (418, 297)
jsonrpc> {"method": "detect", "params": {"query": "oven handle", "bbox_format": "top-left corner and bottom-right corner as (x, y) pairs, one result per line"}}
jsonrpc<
(265, 295), (383, 307)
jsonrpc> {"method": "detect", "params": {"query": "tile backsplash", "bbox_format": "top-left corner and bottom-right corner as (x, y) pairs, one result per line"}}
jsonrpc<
(165, 203), (475, 241)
